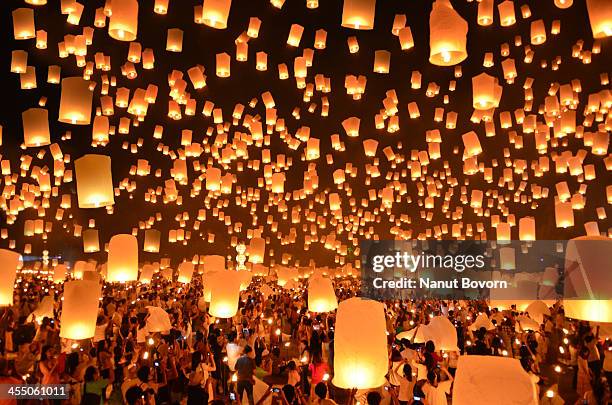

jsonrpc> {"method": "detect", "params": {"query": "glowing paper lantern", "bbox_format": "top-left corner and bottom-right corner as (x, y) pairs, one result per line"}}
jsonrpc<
(0, 249), (20, 306)
(139, 264), (154, 284)
(341, 0), (376, 30)
(308, 276), (338, 313)
(564, 236), (612, 322)
(586, 0), (612, 38)
(12, 8), (35, 40)
(554, 0), (573, 9)
(58, 77), (93, 125)
(107, 234), (138, 282)
(75, 154), (115, 208)
(248, 237), (266, 264)
(472, 73), (503, 110)
(208, 271), (242, 318)
(82, 229), (100, 253)
(22, 108), (50, 147)
(59, 280), (101, 340)
(178, 262), (194, 283)
(333, 297), (387, 389)
(53, 264), (67, 283)
(453, 356), (538, 405)
(202, 0), (232, 29)
(423, 316), (459, 351)
(109, 0), (138, 41)
(144, 229), (161, 253)
(429, 0), (468, 66)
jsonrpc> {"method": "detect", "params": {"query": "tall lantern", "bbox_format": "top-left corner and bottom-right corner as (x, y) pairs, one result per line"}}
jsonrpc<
(341, 0), (376, 30)
(208, 271), (242, 318)
(203, 255), (225, 273)
(139, 264), (154, 284)
(109, 0), (138, 41)
(82, 229), (100, 253)
(333, 297), (388, 389)
(586, 0), (612, 38)
(202, 0), (232, 29)
(75, 154), (114, 208)
(0, 249), (21, 306)
(59, 280), (101, 340)
(308, 276), (338, 313)
(107, 234), (138, 282)
(472, 73), (503, 110)
(22, 108), (50, 147)
(12, 8), (35, 40)
(58, 77), (93, 125)
(53, 264), (67, 283)
(144, 229), (161, 253)
(248, 237), (266, 264)
(429, 0), (468, 66)
(564, 236), (612, 323)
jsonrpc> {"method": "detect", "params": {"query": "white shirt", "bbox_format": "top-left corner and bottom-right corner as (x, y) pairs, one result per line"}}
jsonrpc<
(423, 380), (452, 405)
(226, 342), (243, 371)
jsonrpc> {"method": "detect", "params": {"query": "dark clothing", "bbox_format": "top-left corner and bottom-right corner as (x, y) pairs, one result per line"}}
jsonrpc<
(237, 380), (254, 405)
(235, 356), (256, 382)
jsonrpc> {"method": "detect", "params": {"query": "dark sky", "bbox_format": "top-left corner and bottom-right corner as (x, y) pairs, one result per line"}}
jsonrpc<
(0, 0), (610, 268)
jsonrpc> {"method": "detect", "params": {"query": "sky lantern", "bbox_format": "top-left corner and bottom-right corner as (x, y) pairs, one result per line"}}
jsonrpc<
(477, 0), (494, 26)
(12, 8), (35, 40)
(518, 217), (536, 241)
(429, 0), (468, 66)
(178, 261), (194, 283)
(0, 249), (20, 306)
(472, 73), (503, 110)
(208, 270), (242, 318)
(53, 264), (67, 283)
(144, 229), (161, 253)
(554, 201), (574, 228)
(271, 172), (285, 193)
(59, 280), (101, 340)
(248, 237), (266, 263)
(58, 77), (93, 125)
(82, 229), (100, 253)
(109, 0), (138, 41)
(139, 264), (154, 284)
(206, 167), (222, 191)
(333, 297), (387, 389)
(216, 52), (230, 77)
(564, 236), (612, 323)
(22, 108), (50, 147)
(554, 0), (573, 9)
(203, 255), (225, 272)
(341, 0), (376, 30)
(586, 0), (612, 38)
(462, 131), (482, 157)
(202, 0), (232, 29)
(107, 234), (138, 282)
(75, 154), (115, 208)
(308, 276), (338, 312)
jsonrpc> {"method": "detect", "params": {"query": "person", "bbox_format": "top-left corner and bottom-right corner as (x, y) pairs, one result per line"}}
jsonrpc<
(366, 391), (382, 405)
(422, 366), (453, 405)
(577, 346), (593, 398)
(579, 376), (610, 405)
(312, 382), (337, 405)
(235, 345), (256, 405)
(125, 385), (146, 405)
(0, 358), (22, 405)
(398, 364), (415, 405)
(388, 349), (404, 387)
(39, 345), (60, 385)
(82, 366), (112, 405)
(226, 333), (242, 372)
(287, 361), (300, 386)
(308, 353), (329, 392)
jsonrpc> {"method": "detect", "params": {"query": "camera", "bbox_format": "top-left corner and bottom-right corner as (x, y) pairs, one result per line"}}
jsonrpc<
(272, 388), (281, 393)
(229, 393), (236, 401)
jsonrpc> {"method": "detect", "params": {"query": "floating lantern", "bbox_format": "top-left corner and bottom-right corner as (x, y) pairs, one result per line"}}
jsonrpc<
(333, 297), (387, 389)
(341, 0), (376, 30)
(109, 0), (138, 41)
(429, 0), (468, 66)
(472, 73), (503, 110)
(271, 172), (285, 193)
(308, 276), (338, 312)
(13, 8), (35, 40)
(53, 264), (67, 283)
(139, 264), (154, 284)
(59, 280), (101, 340)
(107, 234), (138, 282)
(22, 108), (50, 147)
(82, 229), (100, 253)
(58, 77), (93, 125)
(144, 229), (161, 253)
(586, 0), (612, 38)
(75, 154), (114, 208)
(178, 262), (194, 283)
(248, 237), (265, 263)
(0, 250), (20, 306)
(216, 53), (230, 77)
(202, 0), (232, 29)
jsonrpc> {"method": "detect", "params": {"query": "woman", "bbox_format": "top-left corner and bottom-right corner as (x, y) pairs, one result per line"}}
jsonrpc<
(39, 345), (61, 385)
(308, 352), (329, 396)
(388, 349), (404, 387)
(187, 350), (216, 405)
(397, 364), (415, 405)
(82, 366), (112, 405)
(577, 346), (593, 398)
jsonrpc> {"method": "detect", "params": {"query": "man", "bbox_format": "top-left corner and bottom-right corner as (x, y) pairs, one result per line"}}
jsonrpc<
(235, 346), (256, 405)
(312, 382), (338, 405)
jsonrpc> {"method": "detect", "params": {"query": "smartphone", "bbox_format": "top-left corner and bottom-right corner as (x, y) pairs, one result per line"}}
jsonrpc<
(272, 388), (281, 393)
(414, 396), (421, 401)
(243, 328), (249, 337)
(229, 393), (236, 401)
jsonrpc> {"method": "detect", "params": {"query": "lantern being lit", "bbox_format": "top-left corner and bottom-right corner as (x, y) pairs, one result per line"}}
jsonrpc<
(59, 280), (101, 340)
(202, 0), (232, 29)
(341, 0), (376, 30)
(75, 154), (115, 208)
(107, 234), (138, 282)
(208, 271), (242, 318)
(109, 0), (139, 41)
(429, 0), (468, 66)
(58, 77), (93, 125)
(308, 276), (338, 313)
(0, 249), (21, 306)
(333, 297), (388, 389)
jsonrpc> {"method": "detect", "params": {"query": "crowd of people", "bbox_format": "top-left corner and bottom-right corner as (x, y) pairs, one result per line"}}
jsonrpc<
(0, 274), (610, 405)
